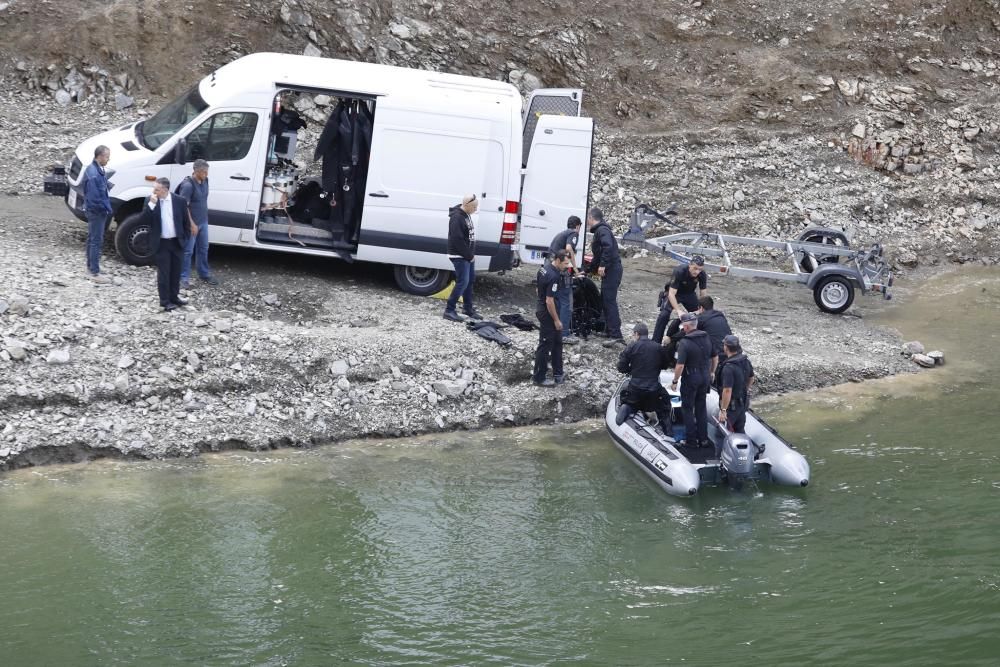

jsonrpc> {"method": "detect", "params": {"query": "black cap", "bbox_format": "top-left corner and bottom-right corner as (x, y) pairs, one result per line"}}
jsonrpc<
(723, 334), (741, 348)
(632, 322), (649, 337)
(691, 255), (705, 266)
(680, 312), (698, 324)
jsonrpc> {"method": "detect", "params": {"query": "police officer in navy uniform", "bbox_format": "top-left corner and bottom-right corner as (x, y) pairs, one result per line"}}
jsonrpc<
(615, 322), (671, 431)
(717, 334), (755, 434)
(533, 250), (572, 387)
(654, 255), (708, 344)
(548, 215), (583, 345)
(669, 312), (713, 446)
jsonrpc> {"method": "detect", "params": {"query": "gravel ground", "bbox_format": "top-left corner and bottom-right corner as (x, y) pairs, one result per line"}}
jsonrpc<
(0, 194), (917, 471)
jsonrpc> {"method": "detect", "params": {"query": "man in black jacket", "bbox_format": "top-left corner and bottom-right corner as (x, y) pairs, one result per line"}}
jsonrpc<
(587, 207), (623, 342)
(444, 194), (482, 322)
(717, 335), (755, 434)
(142, 177), (196, 311)
(669, 312), (713, 446)
(696, 295), (732, 380)
(615, 322), (671, 429)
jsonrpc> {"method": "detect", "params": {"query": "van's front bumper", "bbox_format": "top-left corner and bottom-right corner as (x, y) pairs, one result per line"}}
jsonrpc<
(64, 188), (125, 223)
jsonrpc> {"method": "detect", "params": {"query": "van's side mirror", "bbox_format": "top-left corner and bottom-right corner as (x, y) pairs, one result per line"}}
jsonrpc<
(174, 138), (188, 165)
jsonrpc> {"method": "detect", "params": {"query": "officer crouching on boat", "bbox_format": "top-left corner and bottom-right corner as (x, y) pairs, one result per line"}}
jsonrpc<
(717, 334), (755, 434)
(614, 322), (671, 430)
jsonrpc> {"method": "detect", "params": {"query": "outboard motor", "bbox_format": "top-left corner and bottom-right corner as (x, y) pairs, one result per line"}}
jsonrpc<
(720, 433), (756, 489)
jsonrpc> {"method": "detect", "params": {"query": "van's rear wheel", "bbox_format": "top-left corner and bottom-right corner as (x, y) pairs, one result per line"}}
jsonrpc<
(393, 265), (450, 296)
(115, 212), (155, 266)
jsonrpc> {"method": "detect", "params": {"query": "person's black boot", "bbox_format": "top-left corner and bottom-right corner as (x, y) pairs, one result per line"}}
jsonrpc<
(615, 404), (633, 426)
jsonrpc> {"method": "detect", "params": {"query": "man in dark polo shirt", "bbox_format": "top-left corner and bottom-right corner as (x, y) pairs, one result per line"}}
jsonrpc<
(533, 250), (572, 387)
(178, 159), (218, 289)
(669, 312), (713, 446)
(653, 255), (708, 344)
(548, 215), (583, 345)
(717, 334), (755, 434)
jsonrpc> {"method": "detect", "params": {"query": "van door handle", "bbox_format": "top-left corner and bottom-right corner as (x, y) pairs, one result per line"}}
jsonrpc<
(369, 191), (389, 198)
(539, 209), (546, 216)
(230, 175), (251, 181)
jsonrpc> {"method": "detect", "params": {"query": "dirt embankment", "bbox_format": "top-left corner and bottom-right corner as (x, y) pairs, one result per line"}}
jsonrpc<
(0, 195), (915, 472)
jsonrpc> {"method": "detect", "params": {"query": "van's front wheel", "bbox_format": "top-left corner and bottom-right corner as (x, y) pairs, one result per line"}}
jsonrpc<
(115, 213), (155, 266)
(393, 265), (450, 296)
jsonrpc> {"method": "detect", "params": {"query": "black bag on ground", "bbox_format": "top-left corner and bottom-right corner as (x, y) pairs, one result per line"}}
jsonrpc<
(572, 275), (605, 337)
(500, 313), (536, 331)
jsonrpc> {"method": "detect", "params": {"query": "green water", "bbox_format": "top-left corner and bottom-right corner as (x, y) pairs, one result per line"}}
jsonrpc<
(2, 270), (999, 666)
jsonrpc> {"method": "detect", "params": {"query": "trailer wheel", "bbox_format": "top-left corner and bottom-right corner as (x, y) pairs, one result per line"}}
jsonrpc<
(393, 265), (450, 296)
(114, 212), (155, 266)
(813, 275), (854, 314)
(799, 229), (849, 273)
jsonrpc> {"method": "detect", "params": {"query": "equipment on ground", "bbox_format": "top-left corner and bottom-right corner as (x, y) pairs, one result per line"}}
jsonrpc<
(622, 203), (893, 314)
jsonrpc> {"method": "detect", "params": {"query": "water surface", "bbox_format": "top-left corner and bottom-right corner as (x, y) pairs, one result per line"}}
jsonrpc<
(1, 269), (998, 666)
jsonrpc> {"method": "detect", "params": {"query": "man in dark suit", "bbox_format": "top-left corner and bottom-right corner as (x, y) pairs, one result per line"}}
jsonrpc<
(143, 177), (196, 311)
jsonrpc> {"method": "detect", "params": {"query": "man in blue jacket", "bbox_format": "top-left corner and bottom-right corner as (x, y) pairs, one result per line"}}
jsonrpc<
(82, 145), (112, 276)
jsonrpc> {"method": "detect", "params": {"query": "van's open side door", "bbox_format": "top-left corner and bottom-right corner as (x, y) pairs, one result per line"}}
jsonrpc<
(518, 115), (594, 266)
(522, 88), (583, 167)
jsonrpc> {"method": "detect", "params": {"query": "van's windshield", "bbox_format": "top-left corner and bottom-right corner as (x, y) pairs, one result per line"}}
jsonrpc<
(136, 84), (209, 150)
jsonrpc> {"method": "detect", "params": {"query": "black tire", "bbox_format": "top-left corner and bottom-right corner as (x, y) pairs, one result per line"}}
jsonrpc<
(114, 212), (155, 266)
(393, 264), (450, 296)
(813, 275), (855, 314)
(799, 230), (849, 273)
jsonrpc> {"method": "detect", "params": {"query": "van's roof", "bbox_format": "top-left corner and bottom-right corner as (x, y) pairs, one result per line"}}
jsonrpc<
(204, 52), (521, 108)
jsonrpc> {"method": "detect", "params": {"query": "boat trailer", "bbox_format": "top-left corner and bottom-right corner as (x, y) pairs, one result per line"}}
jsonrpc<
(621, 204), (894, 314)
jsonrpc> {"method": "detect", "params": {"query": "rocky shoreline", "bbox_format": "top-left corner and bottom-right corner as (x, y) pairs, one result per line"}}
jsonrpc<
(1, 194), (923, 473)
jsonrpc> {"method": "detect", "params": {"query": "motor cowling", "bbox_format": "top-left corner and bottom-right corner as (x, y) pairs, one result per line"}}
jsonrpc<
(720, 433), (756, 480)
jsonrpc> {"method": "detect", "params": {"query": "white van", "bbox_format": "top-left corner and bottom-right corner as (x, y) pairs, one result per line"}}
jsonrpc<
(61, 52), (594, 295)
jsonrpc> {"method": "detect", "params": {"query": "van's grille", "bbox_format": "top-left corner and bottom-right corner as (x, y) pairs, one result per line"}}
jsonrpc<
(69, 156), (83, 181)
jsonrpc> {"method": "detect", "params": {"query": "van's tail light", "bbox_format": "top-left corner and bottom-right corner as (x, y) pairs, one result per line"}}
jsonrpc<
(500, 200), (519, 244)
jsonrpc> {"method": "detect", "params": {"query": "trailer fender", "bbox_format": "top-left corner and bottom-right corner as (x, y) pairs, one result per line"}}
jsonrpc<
(805, 264), (862, 289)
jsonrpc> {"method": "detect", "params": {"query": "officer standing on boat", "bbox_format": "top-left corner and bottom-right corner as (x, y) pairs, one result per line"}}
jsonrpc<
(717, 334), (755, 434)
(670, 312), (713, 447)
(615, 322), (671, 430)
(696, 295), (732, 380)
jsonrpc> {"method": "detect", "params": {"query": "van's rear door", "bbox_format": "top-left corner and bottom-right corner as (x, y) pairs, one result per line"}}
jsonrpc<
(518, 115), (593, 266)
(521, 88), (583, 166)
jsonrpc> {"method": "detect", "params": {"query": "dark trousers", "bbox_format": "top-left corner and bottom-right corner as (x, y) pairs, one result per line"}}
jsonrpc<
(86, 211), (111, 274)
(601, 261), (623, 339)
(156, 238), (184, 307)
(446, 258), (475, 314)
(653, 294), (697, 343)
(680, 375), (709, 443)
(556, 282), (572, 335)
(725, 405), (747, 434)
(622, 384), (672, 429)
(533, 311), (563, 382)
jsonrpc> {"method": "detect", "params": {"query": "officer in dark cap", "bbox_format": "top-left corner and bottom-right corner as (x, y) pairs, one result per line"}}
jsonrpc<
(615, 322), (671, 429)
(533, 250), (573, 387)
(654, 255), (708, 344)
(717, 334), (755, 434)
(669, 312), (713, 446)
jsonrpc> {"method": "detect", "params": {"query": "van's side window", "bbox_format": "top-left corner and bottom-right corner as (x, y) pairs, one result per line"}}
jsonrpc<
(185, 112), (258, 162)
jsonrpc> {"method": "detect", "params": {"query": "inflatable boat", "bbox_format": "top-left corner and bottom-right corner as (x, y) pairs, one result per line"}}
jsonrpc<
(605, 374), (810, 497)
